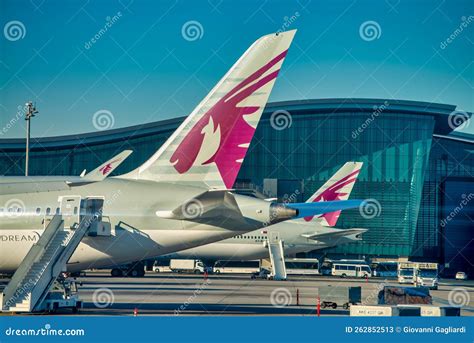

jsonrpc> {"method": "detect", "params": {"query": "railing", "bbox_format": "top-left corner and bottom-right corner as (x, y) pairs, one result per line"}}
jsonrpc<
(28, 230), (70, 311)
(2, 199), (101, 312)
(32, 214), (92, 312)
(5, 223), (68, 310)
(1, 215), (63, 310)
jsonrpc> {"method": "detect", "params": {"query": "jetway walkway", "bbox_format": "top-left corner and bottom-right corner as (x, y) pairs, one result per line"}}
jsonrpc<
(0, 196), (108, 313)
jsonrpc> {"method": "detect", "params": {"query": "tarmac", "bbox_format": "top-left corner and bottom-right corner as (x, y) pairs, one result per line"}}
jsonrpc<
(64, 271), (474, 316)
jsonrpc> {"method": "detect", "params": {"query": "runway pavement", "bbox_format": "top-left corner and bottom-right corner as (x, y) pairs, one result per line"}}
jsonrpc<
(68, 271), (474, 316)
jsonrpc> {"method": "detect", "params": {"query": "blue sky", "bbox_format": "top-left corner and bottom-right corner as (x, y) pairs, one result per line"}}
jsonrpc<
(0, 0), (473, 138)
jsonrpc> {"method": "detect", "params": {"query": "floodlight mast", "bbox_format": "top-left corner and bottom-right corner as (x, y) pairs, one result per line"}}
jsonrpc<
(24, 101), (38, 176)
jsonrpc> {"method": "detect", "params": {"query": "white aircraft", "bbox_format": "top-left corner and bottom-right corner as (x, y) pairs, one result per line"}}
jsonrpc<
(0, 30), (364, 279)
(158, 162), (367, 261)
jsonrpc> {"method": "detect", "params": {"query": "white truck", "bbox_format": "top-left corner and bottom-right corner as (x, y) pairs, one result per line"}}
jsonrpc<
(397, 262), (416, 284)
(415, 262), (439, 290)
(169, 259), (205, 274)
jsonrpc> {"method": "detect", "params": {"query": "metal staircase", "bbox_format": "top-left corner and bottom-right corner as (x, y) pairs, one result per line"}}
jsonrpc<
(1, 196), (92, 312)
(267, 232), (287, 281)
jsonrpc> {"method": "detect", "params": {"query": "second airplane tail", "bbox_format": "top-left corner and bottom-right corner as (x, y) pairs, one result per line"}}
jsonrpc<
(83, 150), (132, 181)
(303, 162), (363, 226)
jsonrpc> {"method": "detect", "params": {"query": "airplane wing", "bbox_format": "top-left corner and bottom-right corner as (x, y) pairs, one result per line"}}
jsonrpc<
(81, 150), (132, 181)
(302, 228), (367, 240)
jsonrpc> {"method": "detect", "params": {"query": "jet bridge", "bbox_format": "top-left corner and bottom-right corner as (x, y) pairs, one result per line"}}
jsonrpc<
(0, 196), (109, 313)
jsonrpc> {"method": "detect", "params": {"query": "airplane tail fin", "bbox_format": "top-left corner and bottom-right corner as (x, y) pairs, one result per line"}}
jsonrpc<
(121, 30), (296, 189)
(83, 150), (133, 181)
(304, 162), (363, 226)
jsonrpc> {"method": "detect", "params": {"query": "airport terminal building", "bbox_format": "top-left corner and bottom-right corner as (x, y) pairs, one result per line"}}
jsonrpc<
(1, 99), (473, 276)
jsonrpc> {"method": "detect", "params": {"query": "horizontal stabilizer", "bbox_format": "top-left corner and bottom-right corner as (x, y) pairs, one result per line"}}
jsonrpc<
(287, 199), (364, 219)
(302, 228), (368, 241)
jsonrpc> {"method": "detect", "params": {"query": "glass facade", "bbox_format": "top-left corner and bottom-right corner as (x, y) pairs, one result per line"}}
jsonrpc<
(1, 99), (472, 274)
(413, 137), (474, 276)
(240, 112), (434, 257)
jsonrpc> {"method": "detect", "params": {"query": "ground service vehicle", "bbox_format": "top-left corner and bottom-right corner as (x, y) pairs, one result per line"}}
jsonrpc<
(40, 278), (82, 313)
(415, 263), (439, 289)
(319, 286), (361, 309)
(331, 261), (371, 278)
(398, 262), (416, 284)
(250, 268), (272, 280)
(214, 260), (260, 274)
(372, 261), (398, 277)
(111, 261), (145, 277)
(153, 260), (171, 273)
(169, 259), (205, 274)
(285, 258), (320, 275)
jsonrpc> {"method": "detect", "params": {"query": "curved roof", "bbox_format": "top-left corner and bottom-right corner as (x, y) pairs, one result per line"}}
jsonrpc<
(1, 98), (471, 150)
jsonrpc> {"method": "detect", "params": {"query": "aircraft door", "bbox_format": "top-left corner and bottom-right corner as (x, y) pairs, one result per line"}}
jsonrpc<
(81, 198), (104, 221)
(269, 231), (280, 244)
(82, 198), (111, 236)
(59, 196), (81, 229)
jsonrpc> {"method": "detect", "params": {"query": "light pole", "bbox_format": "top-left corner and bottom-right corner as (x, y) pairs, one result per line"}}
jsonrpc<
(24, 101), (38, 176)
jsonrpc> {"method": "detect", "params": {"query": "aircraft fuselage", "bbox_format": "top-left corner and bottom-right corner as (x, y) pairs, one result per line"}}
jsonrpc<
(0, 178), (262, 273)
